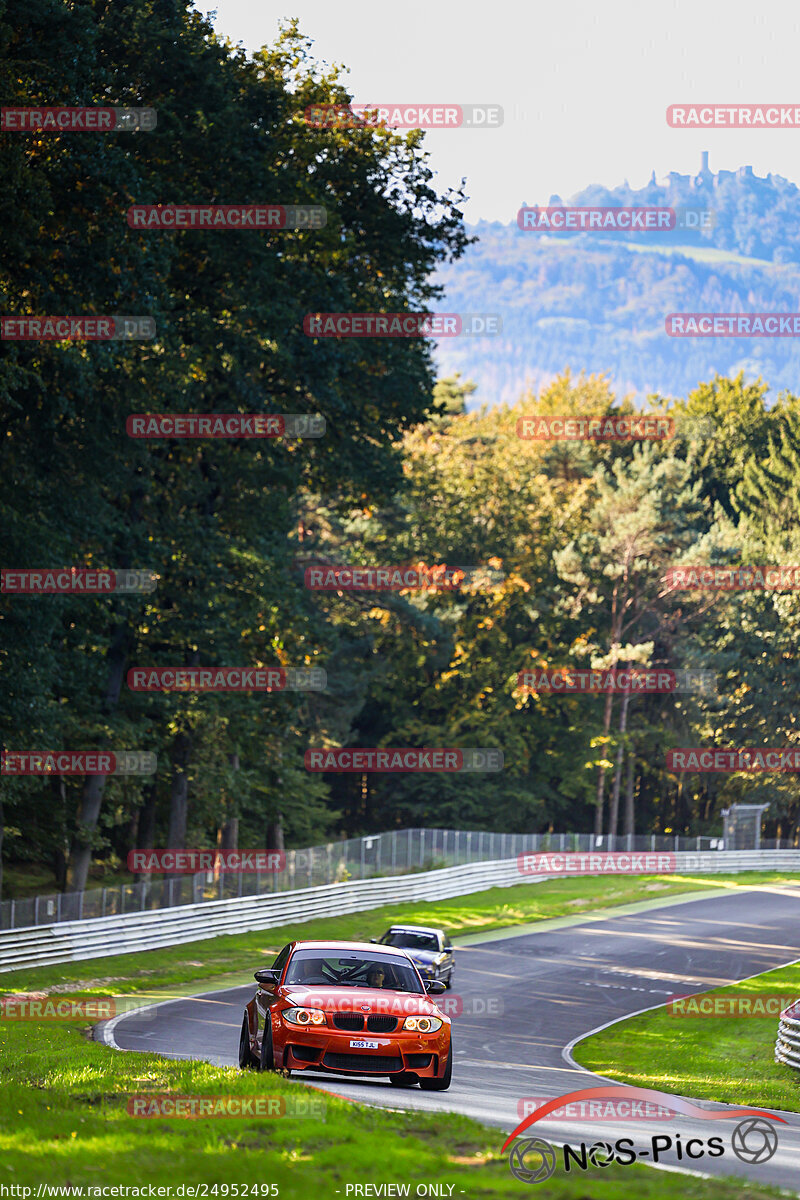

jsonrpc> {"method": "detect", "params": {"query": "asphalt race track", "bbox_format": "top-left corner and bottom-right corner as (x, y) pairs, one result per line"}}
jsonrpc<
(102, 886), (800, 1191)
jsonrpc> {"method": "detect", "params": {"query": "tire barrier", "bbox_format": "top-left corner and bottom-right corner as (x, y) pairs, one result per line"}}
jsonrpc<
(775, 999), (800, 1070)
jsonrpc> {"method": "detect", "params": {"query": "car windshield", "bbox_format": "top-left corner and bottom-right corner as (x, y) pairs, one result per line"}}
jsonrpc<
(284, 952), (423, 993)
(380, 931), (439, 951)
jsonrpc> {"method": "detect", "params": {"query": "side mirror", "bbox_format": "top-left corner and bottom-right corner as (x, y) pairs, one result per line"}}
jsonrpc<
(369, 937), (378, 943)
(443, 944), (453, 952)
(254, 968), (280, 989)
(425, 980), (447, 995)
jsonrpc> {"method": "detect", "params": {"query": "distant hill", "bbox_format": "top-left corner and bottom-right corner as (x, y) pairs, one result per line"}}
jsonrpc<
(433, 153), (800, 406)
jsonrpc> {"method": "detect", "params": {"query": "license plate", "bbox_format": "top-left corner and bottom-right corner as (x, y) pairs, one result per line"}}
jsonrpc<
(349, 1039), (380, 1049)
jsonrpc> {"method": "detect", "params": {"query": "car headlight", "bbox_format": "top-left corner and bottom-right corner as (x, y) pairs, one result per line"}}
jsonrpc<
(283, 1006), (327, 1026)
(403, 1016), (443, 1033)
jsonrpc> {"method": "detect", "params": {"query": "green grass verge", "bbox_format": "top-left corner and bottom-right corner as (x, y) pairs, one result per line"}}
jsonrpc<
(0, 1018), (790, 1198)
(622, 242), (781, 268)
(573, 961), (800, 1113)
(2, 871), (796, 996)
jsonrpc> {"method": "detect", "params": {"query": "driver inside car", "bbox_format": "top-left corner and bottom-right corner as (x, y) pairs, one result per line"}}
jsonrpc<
(288, 957), (329, 985)
(366, 965), (389, 988)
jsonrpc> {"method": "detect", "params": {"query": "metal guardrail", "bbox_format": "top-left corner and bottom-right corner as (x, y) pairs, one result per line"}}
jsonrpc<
(0, 857), (522, 973)
(775, 999), (800, 1070)
(0, 848), (798, 974)
(0, 827), (760, 933)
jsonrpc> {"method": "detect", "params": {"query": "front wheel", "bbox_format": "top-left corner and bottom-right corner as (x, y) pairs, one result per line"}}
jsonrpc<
(443, 969), (453, 990)
(239, 1014), (257, 1069)
(259, 1017), (275, 1071)
(419, 1043), (452, 1091)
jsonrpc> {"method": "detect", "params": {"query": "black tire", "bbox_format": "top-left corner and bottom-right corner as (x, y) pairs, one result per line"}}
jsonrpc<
(389, 1072), (418, 1087)
(238, 1014), (257, 1069)
(419, 1043), (452, 1091)
(444, 969), (453, 990)
(259, 1015), (275, 1071)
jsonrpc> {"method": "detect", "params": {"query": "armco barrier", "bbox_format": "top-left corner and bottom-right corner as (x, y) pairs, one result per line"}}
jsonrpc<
(775, 999), (800, 1071)
(0, 849), (798, 973)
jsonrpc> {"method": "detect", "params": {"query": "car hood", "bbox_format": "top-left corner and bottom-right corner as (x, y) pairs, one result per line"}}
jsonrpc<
(402, 949), (441, 965)
(280, 984), (443, 1017)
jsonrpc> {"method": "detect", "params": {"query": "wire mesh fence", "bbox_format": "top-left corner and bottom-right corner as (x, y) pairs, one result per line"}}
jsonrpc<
(1, 827), (793, 932)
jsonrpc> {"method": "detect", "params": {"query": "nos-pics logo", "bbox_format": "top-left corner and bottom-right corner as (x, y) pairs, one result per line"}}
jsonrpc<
(509, 1121), (778, 1182)
(503, 1087), (783, 1183)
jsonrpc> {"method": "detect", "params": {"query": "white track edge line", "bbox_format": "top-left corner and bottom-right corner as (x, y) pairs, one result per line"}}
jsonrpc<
(561, 951), (800, 1121)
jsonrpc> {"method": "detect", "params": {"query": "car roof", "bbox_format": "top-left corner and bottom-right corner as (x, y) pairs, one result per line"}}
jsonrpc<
(386, 925), (442, 935)
(291, 939), (412, 955)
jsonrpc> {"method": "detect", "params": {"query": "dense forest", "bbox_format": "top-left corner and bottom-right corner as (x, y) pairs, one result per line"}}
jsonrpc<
(2, 2), (800, 900)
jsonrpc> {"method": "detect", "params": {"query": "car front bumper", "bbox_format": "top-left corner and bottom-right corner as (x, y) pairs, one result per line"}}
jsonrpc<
(277, 1025), (450, 1078)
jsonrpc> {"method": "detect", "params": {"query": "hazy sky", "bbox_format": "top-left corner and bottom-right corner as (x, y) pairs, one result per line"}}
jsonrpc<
(198, 0), (800, 222)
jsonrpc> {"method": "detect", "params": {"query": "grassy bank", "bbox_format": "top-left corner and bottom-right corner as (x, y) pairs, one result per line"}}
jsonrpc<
(0, 1017), (790, 1198)
(573, 961), (800, 1113)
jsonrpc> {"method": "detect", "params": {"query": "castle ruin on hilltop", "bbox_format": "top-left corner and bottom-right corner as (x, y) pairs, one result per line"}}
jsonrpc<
(654, 150), (757, 188)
